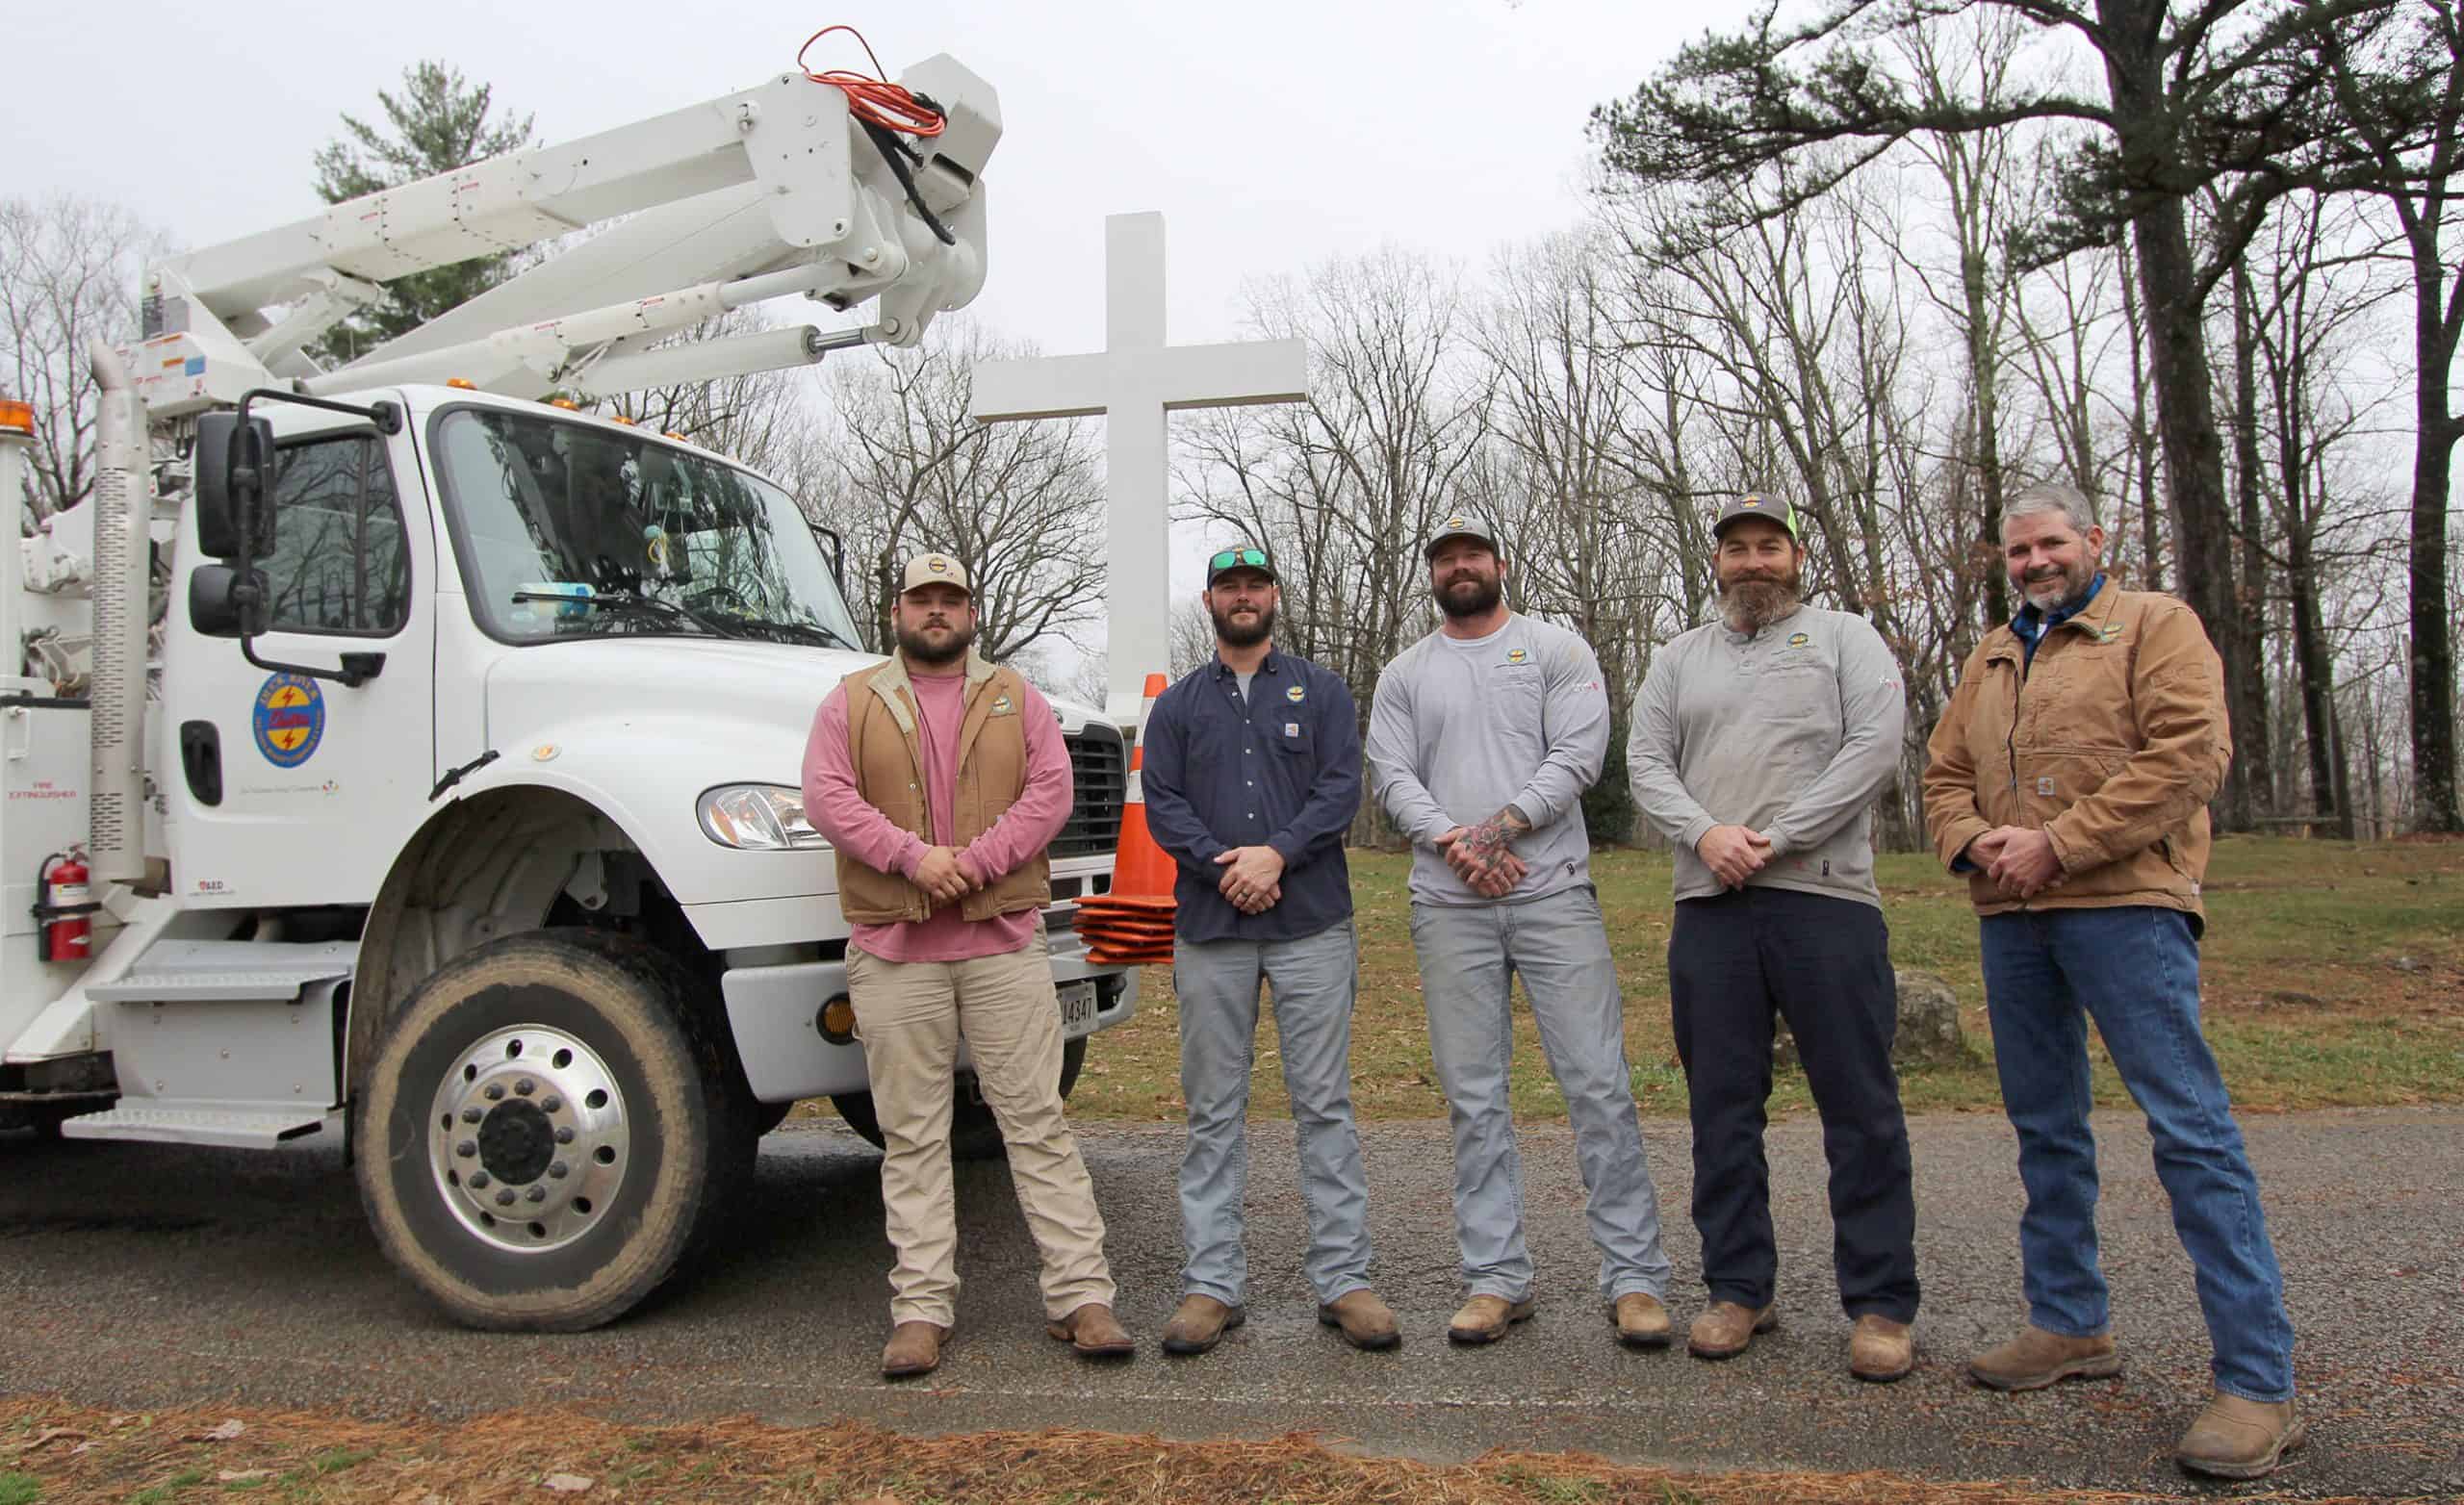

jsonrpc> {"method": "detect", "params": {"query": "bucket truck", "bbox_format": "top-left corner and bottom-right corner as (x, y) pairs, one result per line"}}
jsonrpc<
(0, 51), (1138, 1331)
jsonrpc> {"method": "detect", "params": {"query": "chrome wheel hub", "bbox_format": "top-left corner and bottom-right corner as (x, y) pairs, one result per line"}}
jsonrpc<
(426, 1025), (629, 1253)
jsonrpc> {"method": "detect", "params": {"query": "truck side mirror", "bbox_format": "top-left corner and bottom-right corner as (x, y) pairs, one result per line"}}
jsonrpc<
(193, 412), (278, 559)
(188, 563), (268, 638)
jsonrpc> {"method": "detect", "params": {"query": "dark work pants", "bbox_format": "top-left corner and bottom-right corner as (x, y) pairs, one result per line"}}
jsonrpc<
(1668, 886), (1919, 1321)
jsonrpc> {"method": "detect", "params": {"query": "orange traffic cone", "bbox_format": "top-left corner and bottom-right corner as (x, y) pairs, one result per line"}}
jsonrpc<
(1078, 672), (1176, 964)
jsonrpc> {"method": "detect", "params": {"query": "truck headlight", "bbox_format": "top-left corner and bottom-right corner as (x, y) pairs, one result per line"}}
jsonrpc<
(697, 785), (829, 851)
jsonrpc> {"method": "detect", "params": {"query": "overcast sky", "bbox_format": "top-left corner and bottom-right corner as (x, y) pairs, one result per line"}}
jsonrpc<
(14, 0), (1748, 349)
(11, 0), (1753, 669)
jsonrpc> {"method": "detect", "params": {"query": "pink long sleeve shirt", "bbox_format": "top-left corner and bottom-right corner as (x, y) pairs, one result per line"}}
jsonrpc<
(802, 664), (1072, 962)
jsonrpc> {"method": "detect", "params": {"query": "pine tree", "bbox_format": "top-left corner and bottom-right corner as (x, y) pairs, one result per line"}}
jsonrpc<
(312, 62), (535, 361)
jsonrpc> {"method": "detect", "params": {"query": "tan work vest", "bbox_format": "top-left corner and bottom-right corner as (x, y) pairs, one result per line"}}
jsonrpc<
(835, 651), (1051, 924)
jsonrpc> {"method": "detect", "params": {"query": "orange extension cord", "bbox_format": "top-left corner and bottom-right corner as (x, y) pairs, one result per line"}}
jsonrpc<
(796, 24), (945, 138)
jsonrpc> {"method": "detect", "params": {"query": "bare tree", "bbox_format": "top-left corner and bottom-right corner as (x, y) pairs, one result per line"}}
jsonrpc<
(2323, 0), (2464, 831)
(1592, 0), (2422, 829)
(807, 319), (1104, 664)
(0, 194), (170, 521)
(1179, 247), (1494, 704)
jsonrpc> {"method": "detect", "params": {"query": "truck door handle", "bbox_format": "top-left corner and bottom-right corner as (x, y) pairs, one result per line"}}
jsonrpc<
(180, 721), (223, 806)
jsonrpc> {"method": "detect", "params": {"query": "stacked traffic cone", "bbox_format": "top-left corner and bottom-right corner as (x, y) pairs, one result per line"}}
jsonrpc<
(1075, 673), (1177, 965)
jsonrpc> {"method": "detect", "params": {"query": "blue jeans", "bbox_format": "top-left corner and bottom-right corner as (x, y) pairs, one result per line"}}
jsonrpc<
(1174, 919), (1374, 1306)
(1981, 907), (2295, 1401)
(1411, 886), (1672, 1304)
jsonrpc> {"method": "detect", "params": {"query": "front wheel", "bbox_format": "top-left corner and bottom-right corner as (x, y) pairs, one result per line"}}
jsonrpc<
(831, 1035), (1086, 1161)
(354, 930), (752, 1332)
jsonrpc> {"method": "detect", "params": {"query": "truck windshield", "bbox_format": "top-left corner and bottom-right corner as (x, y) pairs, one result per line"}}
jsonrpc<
(432, 406), (862, 650)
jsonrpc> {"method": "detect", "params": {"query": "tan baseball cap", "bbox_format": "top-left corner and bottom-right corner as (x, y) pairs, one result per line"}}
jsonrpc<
(901, 551), (971, 596)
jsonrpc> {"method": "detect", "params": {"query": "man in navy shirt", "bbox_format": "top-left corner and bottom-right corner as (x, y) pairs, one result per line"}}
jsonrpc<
(1139, 545), (1396, 1356)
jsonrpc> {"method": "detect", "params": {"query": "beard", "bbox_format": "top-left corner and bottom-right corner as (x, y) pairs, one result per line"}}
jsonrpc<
(1719, 568), (1803, 633)
(2017, 558), (2095, 613)
(1210, 600), (1275, 649)
(1434, 571), (1503, 620)
(896, 620), (976, 666)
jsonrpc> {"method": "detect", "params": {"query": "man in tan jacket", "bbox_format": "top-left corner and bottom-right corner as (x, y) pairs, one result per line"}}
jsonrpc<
(803, 553), (1131, 1378)
(1922, 484), (2299, 1481)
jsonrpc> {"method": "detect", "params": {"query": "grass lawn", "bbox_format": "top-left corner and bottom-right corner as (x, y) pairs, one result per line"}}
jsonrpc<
(1060, 835), (2464, 1125)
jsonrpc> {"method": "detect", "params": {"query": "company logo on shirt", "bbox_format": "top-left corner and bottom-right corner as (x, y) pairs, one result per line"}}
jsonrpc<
(1285, 684), (1306, 702)
(1787, 632), (1810, 648)
(1503, 647), (1528, 665)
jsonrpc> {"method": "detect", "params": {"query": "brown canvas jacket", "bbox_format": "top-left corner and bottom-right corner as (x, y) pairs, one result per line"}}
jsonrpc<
(835, 650), (1051, 925)
(1921, 584), (2230, 922)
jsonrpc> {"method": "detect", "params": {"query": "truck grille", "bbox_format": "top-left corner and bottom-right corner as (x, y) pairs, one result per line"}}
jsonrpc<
(1056, 724), (1126, 859)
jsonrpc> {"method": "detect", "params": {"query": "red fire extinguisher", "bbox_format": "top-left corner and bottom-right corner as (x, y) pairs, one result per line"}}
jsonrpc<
(38, 851), (91, 962)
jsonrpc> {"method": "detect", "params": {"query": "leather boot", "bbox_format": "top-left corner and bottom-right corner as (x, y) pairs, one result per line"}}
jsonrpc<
(880, 1320), (949, 1379)
(2174, 1392), (2306, 1480)
(1686, 1301), (1778, 1360)
(1160, 1294), (1244, 1356)
(1966, 1323), (2121, 1391)
(1609, 1292), (1673, 1350)
(1318, 1289), (1401, 1350)
(1046, 1302), (1136, 1359)
(1446, 1293), (1535, 1344)
(1848, 1314), (1915, 1382)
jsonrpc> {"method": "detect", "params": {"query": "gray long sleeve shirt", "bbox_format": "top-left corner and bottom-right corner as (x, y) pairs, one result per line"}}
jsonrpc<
(1627, 604), (1907, 906)
(1366, 613), (1609, 906)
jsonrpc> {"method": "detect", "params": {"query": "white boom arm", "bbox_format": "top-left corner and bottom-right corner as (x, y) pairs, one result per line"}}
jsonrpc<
(133, 54), (999, 416)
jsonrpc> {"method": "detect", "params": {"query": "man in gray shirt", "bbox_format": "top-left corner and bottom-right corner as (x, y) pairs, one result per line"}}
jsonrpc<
(1627, 493), (1919, 1382)
(1366, 512), (1674, 1351)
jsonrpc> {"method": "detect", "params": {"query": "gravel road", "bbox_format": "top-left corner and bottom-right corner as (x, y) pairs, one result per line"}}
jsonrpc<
(1, 1108), (2455, 1499)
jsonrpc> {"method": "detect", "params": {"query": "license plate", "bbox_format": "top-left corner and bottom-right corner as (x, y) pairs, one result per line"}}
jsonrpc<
(1058, 980), (1097, 1037)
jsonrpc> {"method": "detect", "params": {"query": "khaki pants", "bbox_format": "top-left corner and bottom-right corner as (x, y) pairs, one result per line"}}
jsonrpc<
(845, 929), (1116, 1326)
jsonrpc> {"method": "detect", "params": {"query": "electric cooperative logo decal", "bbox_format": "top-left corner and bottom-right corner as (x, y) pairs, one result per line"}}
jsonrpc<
(252, 673), (325, 768)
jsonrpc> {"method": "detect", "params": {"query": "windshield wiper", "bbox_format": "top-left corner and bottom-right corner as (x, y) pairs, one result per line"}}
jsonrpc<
(706, 612), (863, 652)
(509, 587), (742, 640)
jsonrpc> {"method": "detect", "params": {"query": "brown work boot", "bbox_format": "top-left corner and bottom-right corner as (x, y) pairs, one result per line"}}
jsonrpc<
(1160, 1294), (1245, 1356)
(1609, 1292), (1673, 1350)
(1848, 1314), (1915, 1383)
(1046, 1302), (1136, 1359)
(1447, 1293), (1536, 1344)
(1318, 1289), (1401, 1350)
(1965, 1323), (2121, 1391)
(1687, 1301), (1778, 1360)
(880, 1320), (949, 1379)
(2174, 1392), (2306, 1480)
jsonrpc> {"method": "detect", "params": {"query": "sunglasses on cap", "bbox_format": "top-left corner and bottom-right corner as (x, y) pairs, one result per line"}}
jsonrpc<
(1209, 547), (1270, 573)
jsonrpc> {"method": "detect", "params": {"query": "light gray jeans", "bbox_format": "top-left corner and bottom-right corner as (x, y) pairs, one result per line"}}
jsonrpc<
(1173, 919), (1374, 1307)
(1409, 884), (1672, 1304)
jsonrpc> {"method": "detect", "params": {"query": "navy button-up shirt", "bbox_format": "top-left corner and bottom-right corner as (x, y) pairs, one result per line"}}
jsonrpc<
(1139, 650), (1361, 942)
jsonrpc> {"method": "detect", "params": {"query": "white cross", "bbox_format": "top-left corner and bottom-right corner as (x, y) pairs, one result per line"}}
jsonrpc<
(971, 212), (1308, 727)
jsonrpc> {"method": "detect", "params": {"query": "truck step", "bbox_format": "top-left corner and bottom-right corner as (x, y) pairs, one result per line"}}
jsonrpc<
(86, 940), (355, 1004)
(58, 1103), (334, 1148)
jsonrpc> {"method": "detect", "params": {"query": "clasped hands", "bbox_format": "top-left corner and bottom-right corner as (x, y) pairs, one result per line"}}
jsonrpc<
(1438, 817), (1526, 899)
(1966, 826), (2066, 900)
(1214, 845), (1285, 914)
(1695, 824), (1773, 890)
(911, 844), (986, 906)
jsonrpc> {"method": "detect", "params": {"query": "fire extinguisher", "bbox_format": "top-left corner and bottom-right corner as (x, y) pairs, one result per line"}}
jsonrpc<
(37, 850), (92, 963)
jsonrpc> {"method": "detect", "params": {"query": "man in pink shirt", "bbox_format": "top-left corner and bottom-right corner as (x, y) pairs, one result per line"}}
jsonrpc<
(803, 552), (1132, 1379)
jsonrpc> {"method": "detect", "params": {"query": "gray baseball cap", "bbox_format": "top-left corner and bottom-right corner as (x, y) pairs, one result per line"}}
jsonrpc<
(1710, 492), (1801, 541)
(1423, 510), (1502, 561)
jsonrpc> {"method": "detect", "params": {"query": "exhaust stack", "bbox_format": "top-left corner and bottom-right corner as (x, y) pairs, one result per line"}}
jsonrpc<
(84, 339), (152, 884)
